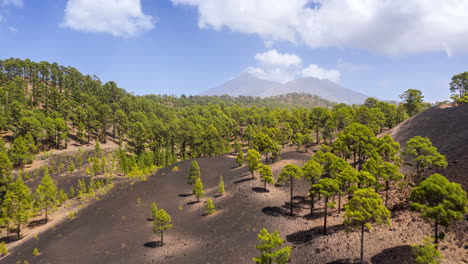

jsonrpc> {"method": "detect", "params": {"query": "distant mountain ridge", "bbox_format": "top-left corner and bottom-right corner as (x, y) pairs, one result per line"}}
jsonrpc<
(200, 72), (369, 105)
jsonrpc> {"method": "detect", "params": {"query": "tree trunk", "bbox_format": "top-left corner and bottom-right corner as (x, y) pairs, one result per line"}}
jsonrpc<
(161, 230), (164, 246)
(310, 193), (314, 217)
(360, 223), (365, 264)
(265, 153), (268, 164)
(434, 220), (439, 247)
(290, 178), (294, 216)
(45, 206), (48, 223)
(338, 192), (341, 213)
(264, 180), (267, 192)
(385, 180), (389, 208)
(17, 224), (20, 240)
(323, 196), (328, 235)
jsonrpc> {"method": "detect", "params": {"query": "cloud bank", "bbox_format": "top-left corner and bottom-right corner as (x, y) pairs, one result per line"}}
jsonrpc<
(62, 0), (155, 37)
(247, 49), (340, 83)
(171, 0), (468, 56)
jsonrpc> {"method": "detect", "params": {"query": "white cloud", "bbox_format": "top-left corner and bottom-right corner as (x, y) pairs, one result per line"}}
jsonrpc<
(255, 49), (302, 67)
(171, 0), (468, 56)
(62, 0), (155, 37)
(247, 49), (340, 83)
(2, 0), (23, 7)
(302, 64), (341, 83)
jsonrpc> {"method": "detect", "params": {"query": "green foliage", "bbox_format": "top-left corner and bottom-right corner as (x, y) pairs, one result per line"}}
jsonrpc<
(246, 149), (261, 179)
(236, 150), (244, 167)
(58, 189), (67, 205)
(410, 174), (468, 243)
(68, 186), (75, 198)
(0, 241), (7, 256)
(152, 208), (173, 245)
(344, 188), (391, 228)
(412, 237), (443, 264)
(150, 202), (158, 220)
(187, 160), (201, 185)
(32, 247), (39, 256)
(258, 164), (274, 191)
(193, 177), (204, 202)
(449, 72), (468, 104)
(8, 135), (34, 168)
(252, 228), (291, 264)
(3, 176), (33, 239)
(344, 188), (391, 264)
(217, 176), (225, 195)
(400, 89), (424, 117)
(205, 198), (215, 215)
(278, 164), (302, 216)
(277, 164), (302, 184)
(403, 136), (447, 183)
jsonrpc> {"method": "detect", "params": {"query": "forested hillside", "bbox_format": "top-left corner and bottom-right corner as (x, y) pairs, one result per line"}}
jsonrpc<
(2, 58), (459, 264)
(0, 58), (410, 169)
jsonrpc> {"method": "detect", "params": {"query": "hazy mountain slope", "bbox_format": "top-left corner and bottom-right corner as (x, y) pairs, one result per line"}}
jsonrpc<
(201, 73), (369, 104)
(259, 77), (368, 105)
(199, 72), (280, 97)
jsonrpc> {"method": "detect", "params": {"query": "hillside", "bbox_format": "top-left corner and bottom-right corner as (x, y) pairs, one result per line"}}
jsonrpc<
(200, 72), (369, 105)
(383, 103), (468, 188)
(199, 72), (280, 97)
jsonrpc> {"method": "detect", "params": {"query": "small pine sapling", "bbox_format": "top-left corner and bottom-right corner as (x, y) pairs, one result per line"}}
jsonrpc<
(205, 198), (215, 215)
(217, 176), (225, 196)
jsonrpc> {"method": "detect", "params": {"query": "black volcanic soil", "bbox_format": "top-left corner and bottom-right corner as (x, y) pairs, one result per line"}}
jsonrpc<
(2, 151), (466, 264)
(383, 103), (468, 189)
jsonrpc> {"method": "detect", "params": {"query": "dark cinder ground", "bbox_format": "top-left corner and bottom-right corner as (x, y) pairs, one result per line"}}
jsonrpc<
(3, 150), (466, 264)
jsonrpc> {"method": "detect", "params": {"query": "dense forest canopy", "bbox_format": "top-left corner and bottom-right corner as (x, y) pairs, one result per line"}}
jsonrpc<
(0, 58), (416, 168)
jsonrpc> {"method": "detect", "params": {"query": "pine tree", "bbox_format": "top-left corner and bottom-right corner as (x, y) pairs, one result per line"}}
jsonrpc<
(58, 189), (67, 205)
(302, 159), (323, 216)
(152, 209), (173, 246)
(0, 152), (13, 203)
(252, 228), (291, 264)
(3, 176), (33, 239)
(193, 177), (204, 202)
(258, 164), (273, 192)
(246, 149), (261, 179)
(36, 168), (58, 222)
(150, 202), (158, 220)
(403, 136), (447, 184)
(187, 160), (200, 185)
(410, 174), (468, 245)
(32, 247), (39, 256)
(205, 198), (215, 215)
(236, 150), (244, 167)
(68, 186), (75, 198)
(344, 188), (390, 264)
(217, 176), (225, 196)
(277, 164), (302, 216)
(0, 241), (7, 256)
(412, 236), (443, 264)
(68, 161), (75, 176)
(312, 178), (339, 234)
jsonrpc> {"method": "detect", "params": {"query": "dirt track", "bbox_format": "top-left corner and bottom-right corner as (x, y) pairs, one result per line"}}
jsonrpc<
(2, 150), (466, 264)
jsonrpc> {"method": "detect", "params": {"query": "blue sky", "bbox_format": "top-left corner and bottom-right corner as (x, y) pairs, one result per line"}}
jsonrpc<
(1, 0), (467, 102)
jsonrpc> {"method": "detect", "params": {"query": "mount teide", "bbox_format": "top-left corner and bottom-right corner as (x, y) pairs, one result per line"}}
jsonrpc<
(200, 72), (369, 105)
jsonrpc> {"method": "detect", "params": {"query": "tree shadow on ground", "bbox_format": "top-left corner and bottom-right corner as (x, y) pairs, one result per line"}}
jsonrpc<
(213, 194), (223, 198)
(302, 210), (326, 221)
(286, 224), (347, 245)
(0, 235), (19, 243)
(27, 219), (47, 228)
(371, 245), (415, 264)
(187, 201), (201, 205)
(262, 206), (292, 217)
(252, 187), (270, 193)
(234, 178), (253, 184)
(327, 259), (361, 264)
(146, 218), (154, 222)
(178, 193), (192, 197)
(144, 241), (163, 248)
